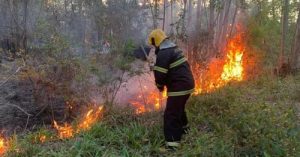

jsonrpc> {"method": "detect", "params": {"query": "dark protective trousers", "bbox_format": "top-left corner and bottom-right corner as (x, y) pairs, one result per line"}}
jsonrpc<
(164, 94), (190, 142)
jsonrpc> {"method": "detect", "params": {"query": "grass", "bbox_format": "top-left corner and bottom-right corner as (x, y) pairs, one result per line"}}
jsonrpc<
(4, 74), (300, 157)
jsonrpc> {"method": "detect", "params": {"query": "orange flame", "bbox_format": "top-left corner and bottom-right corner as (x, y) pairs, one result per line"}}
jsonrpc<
(53, 121), (74, 139)
(130, 88), (167, 114)
(193, 33), (245, 94)
(221, 34), (244, 82)
(77, 106), (104, 132)
(39, 135), (47, 143)
(34, 134), (52, 143)
(0, 136), (6, 155)
(53, 105), (104, 139)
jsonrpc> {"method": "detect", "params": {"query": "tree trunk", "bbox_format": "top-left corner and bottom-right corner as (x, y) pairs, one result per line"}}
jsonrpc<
(170, 0), (174, 34)
(217, 0), (232, 53)
(23, 0), (29, 54)
(196, 0), (202, 29)
(229, 2), (238, 38)
(154, 0), (159, 29)
(272, 0), (277, 20)
(187, 0), (193, 31)
(292, 3), (300, 71)
(279, 0), (289, 66)
(209, 0), (215, 33)
(182, 0), (187, 36)
(163, 0), (166, 31)
(215, 0), (225, 50)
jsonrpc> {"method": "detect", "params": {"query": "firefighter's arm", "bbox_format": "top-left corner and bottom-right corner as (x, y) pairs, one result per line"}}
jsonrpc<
(154, 51), (170, 91)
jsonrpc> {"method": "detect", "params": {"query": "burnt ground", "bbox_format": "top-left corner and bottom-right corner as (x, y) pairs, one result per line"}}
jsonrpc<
(0, 60), (67, 135)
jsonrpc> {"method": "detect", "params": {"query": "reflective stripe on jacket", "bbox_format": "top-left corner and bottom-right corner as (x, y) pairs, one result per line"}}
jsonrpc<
(154, 40), (195, 96)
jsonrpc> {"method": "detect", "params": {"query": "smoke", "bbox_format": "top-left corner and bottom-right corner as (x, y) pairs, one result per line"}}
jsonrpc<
(115, 72), (157, 105)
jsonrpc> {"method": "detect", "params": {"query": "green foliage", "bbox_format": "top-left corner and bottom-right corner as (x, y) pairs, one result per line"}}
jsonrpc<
(185, 76), (300, 156)
(33, 19), (70, 56)
(108, 40), (136, 72)
(246, 0), (300, 67)
(247, 14), (281, 67)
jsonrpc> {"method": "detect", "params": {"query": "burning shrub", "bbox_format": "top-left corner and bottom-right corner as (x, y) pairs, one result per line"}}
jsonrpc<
(190, 32), (245, 94)
(191, 31), (261, 95)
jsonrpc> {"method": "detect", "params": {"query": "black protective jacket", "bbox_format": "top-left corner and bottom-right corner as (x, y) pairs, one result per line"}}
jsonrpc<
(154, 40), (195, 97)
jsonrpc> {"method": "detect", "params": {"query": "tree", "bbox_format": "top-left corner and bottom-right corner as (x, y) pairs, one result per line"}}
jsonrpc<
(195, 0), (203, 30)
(279, 0), (290, 66)
(187, 0), (193, 30)
(209, 0), (215, 34)
(23, 0), (29, 54)
(292, 2), (300, 72)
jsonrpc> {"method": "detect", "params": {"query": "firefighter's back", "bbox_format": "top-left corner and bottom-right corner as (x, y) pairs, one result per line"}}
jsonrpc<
(157, 44), (195, 96)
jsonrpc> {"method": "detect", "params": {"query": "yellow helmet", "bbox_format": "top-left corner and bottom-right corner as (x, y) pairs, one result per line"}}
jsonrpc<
(148, 29), (167, 47)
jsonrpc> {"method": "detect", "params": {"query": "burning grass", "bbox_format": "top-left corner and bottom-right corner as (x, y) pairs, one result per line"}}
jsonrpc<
(53, 121), (74, 139)
(38, 135), (46, 143)
(77, 106), (104, 131)
(53, 105), (104, 139)
(0, 136), (6, 155)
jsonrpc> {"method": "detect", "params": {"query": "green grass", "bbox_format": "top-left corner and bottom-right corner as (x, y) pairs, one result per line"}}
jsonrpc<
(5, 75), (300, 157)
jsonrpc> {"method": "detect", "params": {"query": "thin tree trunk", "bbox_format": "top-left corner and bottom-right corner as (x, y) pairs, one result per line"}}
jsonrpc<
(215, 0), (225, 50)
(187, 0), (193, 31)
(292, 3), (300, 71)
(182, 0), (187, 37)
(209, 0), (215, 33)
(163, 0), (166, 31)
(203, 0), (209, 30)
(218, 0), (232, 53)
(272, 0), (277, 20)
(196, 0), (202, 29)
(154, 0), (159, 29)
(208, 0), (216, 56)
(23, 0), (28, 54)
(229, 2), (238, 38)
(10, 0), (21, 49)
(170, 0), (174, 34)
(280, 0), (290, 66)
(147, 0), (157, 29)
(186, 0), (193, 66)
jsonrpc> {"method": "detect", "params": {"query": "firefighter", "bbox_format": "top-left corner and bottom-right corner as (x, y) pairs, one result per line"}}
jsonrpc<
(148, 29), (195, 150)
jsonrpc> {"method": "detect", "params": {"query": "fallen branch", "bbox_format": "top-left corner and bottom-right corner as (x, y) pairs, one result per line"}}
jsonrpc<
(0, 59), (26, 87)
(0, 104), (33, 117)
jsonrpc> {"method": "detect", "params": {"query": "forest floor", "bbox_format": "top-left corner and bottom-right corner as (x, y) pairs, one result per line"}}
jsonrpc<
(0, 59), (66, 134)
(1, 72), (299, 157)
